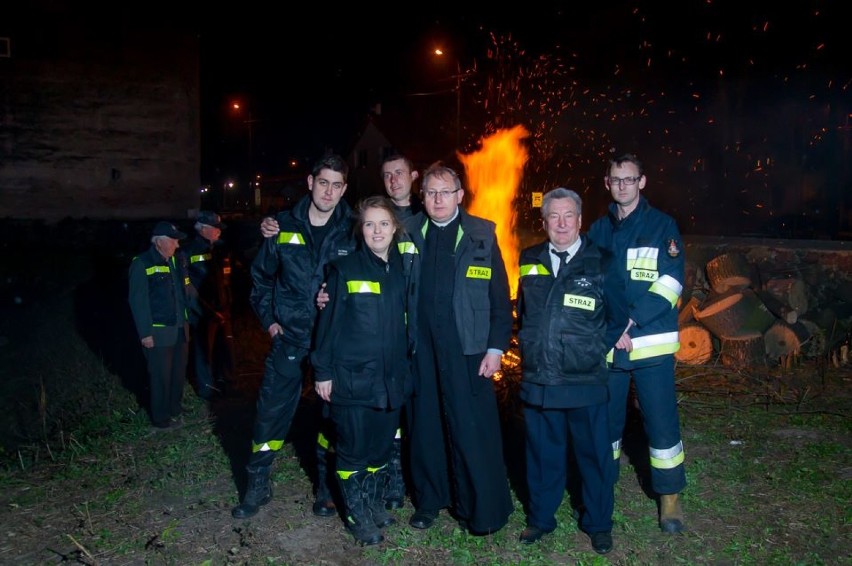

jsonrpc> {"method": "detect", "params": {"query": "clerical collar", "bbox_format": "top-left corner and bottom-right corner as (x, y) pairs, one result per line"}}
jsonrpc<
(430, 208), (460, 228)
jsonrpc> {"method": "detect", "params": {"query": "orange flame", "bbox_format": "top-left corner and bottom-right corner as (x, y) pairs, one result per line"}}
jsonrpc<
(460, 125), (529, 298)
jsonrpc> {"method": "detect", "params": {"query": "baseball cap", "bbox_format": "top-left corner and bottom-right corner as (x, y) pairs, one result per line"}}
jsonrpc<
(197, 210), (226, 229)
(152, 221), (187, 239)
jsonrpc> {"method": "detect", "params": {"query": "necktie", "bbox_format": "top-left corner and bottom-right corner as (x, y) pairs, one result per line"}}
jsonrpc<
(552, 249), (569, 274)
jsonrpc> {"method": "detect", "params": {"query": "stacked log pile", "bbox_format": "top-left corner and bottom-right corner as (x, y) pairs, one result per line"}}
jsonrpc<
(675, 252), (822, 368)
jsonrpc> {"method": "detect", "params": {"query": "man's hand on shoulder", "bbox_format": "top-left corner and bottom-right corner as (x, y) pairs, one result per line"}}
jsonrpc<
(260, 217), (280, 238)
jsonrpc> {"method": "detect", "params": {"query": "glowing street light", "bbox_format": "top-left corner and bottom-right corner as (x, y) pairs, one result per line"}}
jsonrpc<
(231, 100), (261, 209)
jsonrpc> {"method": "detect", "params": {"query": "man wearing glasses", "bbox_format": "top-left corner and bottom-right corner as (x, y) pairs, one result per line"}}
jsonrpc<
(587, 153), (688, 534)
(399, 162), (514, 535)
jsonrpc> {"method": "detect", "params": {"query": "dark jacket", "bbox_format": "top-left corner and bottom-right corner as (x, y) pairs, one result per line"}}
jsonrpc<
(587, 196), (684, 368)
(399, 208), (513, 355)
(128, 246), (192, 346)
(311, 243), (412, 409)
(182, 235), (232, 325)
(517, 236), (610, 387)
(250, 196), (357, 349)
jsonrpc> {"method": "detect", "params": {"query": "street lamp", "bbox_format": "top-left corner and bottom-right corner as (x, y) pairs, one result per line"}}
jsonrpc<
(434, 49), (463, 148)
(231, 101), (260, 209)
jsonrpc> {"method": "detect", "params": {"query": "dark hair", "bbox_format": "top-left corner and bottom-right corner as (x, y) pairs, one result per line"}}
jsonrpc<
(608, 153), (643, 177)
(380, 152), (416, 172)
(312, 153), (349, 181)
(541, 187), (582, 218)
(354, 195), (402, 238)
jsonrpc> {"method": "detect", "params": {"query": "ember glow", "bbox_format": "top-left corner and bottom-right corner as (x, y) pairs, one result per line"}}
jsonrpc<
(461, 124), (529, 298)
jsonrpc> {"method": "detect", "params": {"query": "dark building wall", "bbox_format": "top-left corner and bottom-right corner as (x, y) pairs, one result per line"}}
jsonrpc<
(0, 12), (200, 221)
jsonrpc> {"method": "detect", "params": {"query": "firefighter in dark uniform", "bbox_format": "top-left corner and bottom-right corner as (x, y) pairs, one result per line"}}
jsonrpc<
(128, 221), (194, 430)
(231, 153), (357, 519)
(516, 188), (623, 555)
(587, 153), (687, 533)
(311, 196), (413, 546)
(399, 162), (514, 535)
(183, 210), (234, 400)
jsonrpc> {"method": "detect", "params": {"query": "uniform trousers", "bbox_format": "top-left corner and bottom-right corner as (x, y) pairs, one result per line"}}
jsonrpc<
(608, 356), (686, 494)
(248, 340), (306, 469)
(524, 403), (614, 534)
(331, 404), (398, 472)
(144, 337), (187, 427)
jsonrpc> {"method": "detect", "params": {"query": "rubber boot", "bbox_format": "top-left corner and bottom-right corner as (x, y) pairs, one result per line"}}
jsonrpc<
(384, 432), (405, 510)
(366, 466), (396, 528)
(231, 465), (272, 519)
(312, 435), (337, 517)
(659, 493), (685, 533)
(338, 471), (383, 546)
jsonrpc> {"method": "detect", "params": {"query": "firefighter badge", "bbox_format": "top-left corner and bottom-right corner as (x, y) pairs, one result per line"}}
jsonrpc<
(667, 239), (680, 258)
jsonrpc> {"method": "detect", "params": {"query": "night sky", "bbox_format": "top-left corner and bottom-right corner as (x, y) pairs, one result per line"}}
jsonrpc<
(199, 2), (848, 237)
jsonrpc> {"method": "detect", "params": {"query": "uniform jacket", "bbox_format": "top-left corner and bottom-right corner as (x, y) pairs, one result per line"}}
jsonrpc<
(311, 244), (412, 409)
(128, 246), (192, 346)
(182, 235), (232, 325)
(399, 208), (513, 355)
(250, 195), (357, 349)
(516, 236), (610, 387)
(587, 196), (684, 368)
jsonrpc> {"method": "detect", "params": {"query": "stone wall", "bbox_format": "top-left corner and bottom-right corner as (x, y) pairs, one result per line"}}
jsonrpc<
(0, 17), (200, 221)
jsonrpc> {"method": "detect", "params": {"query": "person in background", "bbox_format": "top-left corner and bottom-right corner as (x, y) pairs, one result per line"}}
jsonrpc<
(311, 195), (413, 545)
(376, 151), (422, 510)
(128, 221), (194, 431)
(515, 188), (620, 554)
(587, 152), (687, 534)
(380, 151), (423, 221)
(399, 162), (514, 535)
(231, 153), (356, 519)
(183, 210), (235, 402)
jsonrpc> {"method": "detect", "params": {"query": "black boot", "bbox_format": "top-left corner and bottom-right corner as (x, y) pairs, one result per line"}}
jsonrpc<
(366, 466), (396, 528)
(384, 433), (405, 510)
(231, 465), (272, 519)
(339, 471), (383, 546)
(312, 436), (337, 517)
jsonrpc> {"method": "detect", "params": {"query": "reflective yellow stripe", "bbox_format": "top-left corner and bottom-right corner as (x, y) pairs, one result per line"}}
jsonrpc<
(520, 263), (551, 276)
(466, 266), (492, 279)
(337, 470), (358, 480)
(606, 348), (614, 363)
(612, 439), (622, 461)
(626, 247), (658, 271)
(649, 274), (683, 308)
(650, 441), (685, 470)
(564, 294), (596, 311)
(394, 428), (402, 440)
(346, 280), (381, 294)
(145, 265), (170, 275)
(629, 332), (680, 361)
(190, 253), (211, 263)
(277, 231), (306, 245)
(367, 464), (386, 473)
(183, 277), (190, 285)
(317, 432), (330, 450)
(153, 323), (165, 327)
(252, 439), (285, 453)
(398, 241), (418, 255)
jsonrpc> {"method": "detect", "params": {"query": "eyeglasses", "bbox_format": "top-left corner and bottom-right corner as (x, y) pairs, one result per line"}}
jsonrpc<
(423, 189), (460, 200)
(607, 176), (641, 187)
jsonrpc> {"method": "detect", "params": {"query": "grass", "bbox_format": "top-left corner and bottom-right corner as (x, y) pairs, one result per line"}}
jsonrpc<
(0, 247), (850, 564)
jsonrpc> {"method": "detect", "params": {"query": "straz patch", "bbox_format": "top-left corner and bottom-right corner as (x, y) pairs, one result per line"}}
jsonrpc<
(667, 238), (680, 258)
(631, 269), (659, 282)
(466, 266), (492, 280)
(563, 294), (596, 311)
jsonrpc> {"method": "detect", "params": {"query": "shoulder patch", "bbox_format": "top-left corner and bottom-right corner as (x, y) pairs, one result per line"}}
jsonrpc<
(667, 238), (680, 258)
